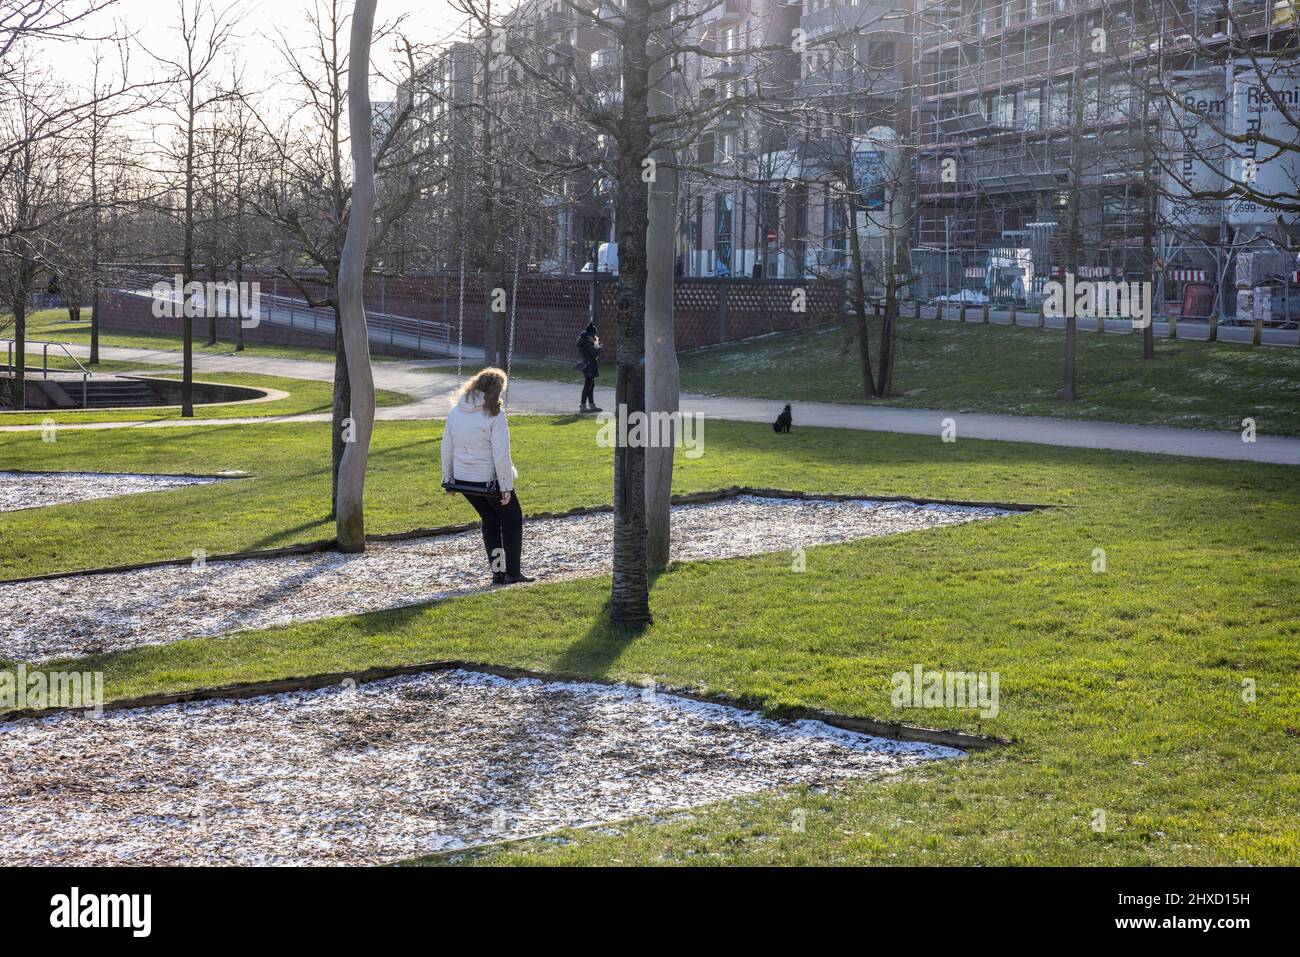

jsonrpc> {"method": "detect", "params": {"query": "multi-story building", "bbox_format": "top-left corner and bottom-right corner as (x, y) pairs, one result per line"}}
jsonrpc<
(911, 0), (1299, 309)
(400, 0), (1298, 314)
(679, 0), (913, 279)
(397, 0), (914, 280)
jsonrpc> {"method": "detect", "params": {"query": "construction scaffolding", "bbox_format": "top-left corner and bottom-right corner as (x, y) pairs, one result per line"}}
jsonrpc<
(908, 0), (1300, 312)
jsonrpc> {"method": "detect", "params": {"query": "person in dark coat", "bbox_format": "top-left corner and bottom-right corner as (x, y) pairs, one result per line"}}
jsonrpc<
(576, 322), (602, 413)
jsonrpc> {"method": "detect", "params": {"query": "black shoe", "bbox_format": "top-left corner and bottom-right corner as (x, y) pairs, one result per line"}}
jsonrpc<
(492, 572), (507, 586)
(501, 573), (536, 584)
(588, 405), (602, 413)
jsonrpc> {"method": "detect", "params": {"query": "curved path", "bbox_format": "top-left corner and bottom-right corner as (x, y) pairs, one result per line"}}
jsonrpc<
(3, 342), (1298, 466)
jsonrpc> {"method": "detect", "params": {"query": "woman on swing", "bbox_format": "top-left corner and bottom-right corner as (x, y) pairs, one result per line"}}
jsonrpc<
(441, 368), (535, 585)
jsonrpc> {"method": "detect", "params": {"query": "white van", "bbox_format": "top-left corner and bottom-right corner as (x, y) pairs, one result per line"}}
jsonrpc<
(580, 242), (619, 275)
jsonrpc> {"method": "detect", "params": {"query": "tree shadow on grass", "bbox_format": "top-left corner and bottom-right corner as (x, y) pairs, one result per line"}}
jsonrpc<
(246, 514), (334, 550)
(544, 414), (590, 427)
(370, 436), (437, 460)
(551, 570), (661, 679)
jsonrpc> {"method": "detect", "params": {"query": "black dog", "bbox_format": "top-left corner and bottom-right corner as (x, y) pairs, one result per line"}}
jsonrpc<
(772, 403), (792, 433)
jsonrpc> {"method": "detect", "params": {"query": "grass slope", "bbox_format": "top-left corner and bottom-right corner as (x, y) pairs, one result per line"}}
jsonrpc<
(0, 372), (409, 426)
(1, 416), (1297, 865)
(19, 307), (399, 365)
(512, 316), (1300, 435)
(4, 356), (158, 375)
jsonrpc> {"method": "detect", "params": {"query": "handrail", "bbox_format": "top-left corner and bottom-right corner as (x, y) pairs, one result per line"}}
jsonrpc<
(255, 292), (454, 356)
(114, 285), (454, 357)
(1, 338), (93, 407)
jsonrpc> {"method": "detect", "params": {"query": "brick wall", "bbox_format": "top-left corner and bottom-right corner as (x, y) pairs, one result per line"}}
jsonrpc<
(104, 271), (844, 363)
(96, 291), (427, 358)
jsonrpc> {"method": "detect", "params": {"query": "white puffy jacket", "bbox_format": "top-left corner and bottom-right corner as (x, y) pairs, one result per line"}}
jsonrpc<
(440, 390), (518, 491)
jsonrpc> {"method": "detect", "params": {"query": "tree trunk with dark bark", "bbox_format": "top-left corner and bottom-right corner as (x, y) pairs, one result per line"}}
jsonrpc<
(181, 78), (198, 418)
(644, 6), (678, 573)
(331, 301), (349, 519)
(610, 0), (654, 626)
(843, 189), (876, 399)
(335, 0), (379, 551)
(11, 291), (27, 411)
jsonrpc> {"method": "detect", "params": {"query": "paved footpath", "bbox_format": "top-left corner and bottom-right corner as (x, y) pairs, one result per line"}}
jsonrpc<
(4, 343), (1298, 466)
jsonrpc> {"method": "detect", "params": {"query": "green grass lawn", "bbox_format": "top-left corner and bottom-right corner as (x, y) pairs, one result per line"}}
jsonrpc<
(18, 307), (400, 365)
(9, 356), (161, 375)
(0, 372), (410, 426)
(512, 316), (1300, 435)
(1, 415), (1296, 865)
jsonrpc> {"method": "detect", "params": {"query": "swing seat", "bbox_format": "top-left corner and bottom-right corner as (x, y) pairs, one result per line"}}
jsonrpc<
(442, 478), (500, 498)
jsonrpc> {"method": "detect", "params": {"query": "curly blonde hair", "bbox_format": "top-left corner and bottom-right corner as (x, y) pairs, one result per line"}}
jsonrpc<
(457, 367), (508, 416)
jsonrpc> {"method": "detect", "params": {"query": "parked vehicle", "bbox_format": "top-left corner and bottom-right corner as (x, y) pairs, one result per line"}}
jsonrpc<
(579, 242), (619, 275)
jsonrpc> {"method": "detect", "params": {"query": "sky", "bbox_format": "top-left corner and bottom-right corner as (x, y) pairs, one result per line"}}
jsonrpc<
(48, 0), (473, 100)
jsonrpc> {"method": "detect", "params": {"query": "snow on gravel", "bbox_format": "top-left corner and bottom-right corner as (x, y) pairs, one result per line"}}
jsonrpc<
(0, 470), (228, 513)
(1, 496), (1009, 663)
(0, 669), (962, 865)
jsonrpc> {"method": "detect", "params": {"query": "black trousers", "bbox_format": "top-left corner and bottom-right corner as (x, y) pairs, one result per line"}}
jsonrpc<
(464, 490), (524, 577)
(580, 375), (596, 407)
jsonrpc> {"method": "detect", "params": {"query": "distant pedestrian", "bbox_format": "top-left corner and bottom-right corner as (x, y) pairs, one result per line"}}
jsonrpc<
(46, 275), (61, 308)
(1012, 275), (1025, 306)
(575, 322), (602, 413)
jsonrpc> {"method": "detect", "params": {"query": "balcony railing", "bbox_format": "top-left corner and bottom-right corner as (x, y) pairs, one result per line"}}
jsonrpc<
(802, 67), (904, 97)
(547, 42), (575, 67)
(800, 1), (907, 40)
(701, 0), (743, 26)
(539, 11), (574, 35)
(590, 47), (621, 71)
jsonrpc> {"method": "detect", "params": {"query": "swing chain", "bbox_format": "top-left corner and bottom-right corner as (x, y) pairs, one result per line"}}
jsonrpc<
(456, 177), (467, 378)
(506, 218), (523, 379)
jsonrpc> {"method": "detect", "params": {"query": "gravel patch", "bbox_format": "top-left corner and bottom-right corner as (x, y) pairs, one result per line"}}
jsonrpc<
(0, 669), (961, 865)
(0, 470), (229, 513)
(1, 495), (1009, 663)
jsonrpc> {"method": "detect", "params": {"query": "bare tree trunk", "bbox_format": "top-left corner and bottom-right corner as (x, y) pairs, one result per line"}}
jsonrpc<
(335, 0), (378, 552)
(611, 0), (654, 626)
(331, 304), (348, 518)
(844, 189), (876, 398)
(235, 257), (245, 352)
(877, 131), (912, 398)
(89, 85), (101, 366)
(10, 174), (31, 410)
(90, 287), (99, 363)
(156, 1), (239, 413)
(481, 268), (498, 368)
(206, 159), (219, 346)
(207, 258), (219, 345)
(878, 232), (898, 398)
(182, 88), (196, 418)
(644, 8), (678, 573)
(11, 291), (27, 411)
(478, 14), (498, 369)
